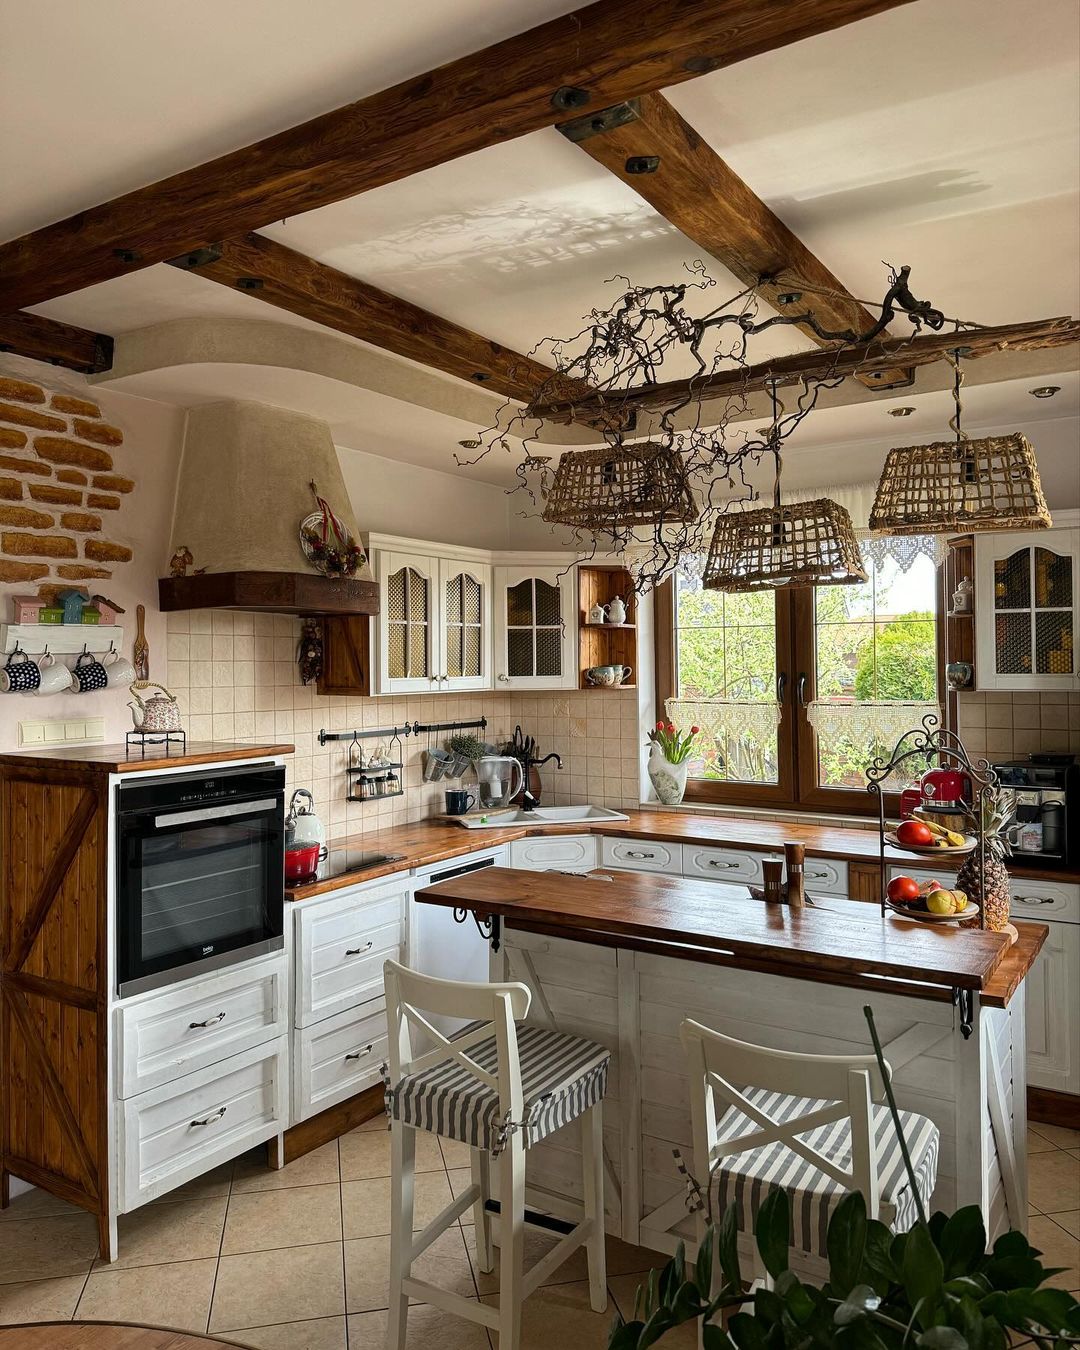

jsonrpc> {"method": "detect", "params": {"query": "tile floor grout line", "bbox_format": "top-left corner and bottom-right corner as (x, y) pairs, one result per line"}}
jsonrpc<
(339, 1133), (350, 1350)
(204, 1157), (237, 1336)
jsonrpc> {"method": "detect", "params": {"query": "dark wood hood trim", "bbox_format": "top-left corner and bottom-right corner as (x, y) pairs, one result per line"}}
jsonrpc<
(158, 570), (380, 616)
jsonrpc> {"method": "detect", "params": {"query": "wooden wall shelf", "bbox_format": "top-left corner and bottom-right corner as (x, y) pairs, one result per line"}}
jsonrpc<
(577, 564), (637, 689)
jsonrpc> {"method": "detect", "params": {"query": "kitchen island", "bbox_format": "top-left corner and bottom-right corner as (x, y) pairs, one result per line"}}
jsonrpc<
(415, 866), (1047, 1258)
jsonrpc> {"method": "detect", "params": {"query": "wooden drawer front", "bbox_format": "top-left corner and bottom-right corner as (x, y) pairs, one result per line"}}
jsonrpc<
(120, 1037), (287, 1210)
(601, 838), (682, 874)
(511, 836), (598, 872)
(295, 1000), (388, 1121)
(117, 957), (287, 1098)
(297, 884), (406, 1027)
(683, 845), (763, 884)
(1009, 879), (1079, 924)
(802, 858), (848, 897)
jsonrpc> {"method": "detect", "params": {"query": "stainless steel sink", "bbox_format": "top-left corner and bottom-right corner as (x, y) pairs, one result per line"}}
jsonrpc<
(453, 805), (630, 828)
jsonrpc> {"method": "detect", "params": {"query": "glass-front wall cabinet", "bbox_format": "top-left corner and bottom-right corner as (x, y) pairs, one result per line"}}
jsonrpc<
(382, 552), (435, 694)
(976, 528), (1079, 688)
(494, 566), (576, 690)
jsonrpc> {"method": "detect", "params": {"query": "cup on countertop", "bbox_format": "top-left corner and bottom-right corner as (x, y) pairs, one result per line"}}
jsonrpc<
(445, 788), (476, 815)
(35, 652), (74, 696)
(103, 649), (136, 688)
(1, 652), (40, 693)
(72, 652), (109, 693)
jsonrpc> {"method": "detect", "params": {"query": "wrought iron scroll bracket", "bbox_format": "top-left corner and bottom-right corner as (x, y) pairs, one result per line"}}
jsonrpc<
(952, 986), (975, 1040)
(453, 907), (502, 953)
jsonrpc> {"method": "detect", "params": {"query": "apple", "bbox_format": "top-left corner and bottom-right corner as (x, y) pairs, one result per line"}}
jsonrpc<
(926, 889), (955, 916)
(896, 820), (934, 847)
(887, 875), (920, 904)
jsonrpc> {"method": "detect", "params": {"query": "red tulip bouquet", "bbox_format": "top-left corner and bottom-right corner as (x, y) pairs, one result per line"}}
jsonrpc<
(646, 721), (700, 806)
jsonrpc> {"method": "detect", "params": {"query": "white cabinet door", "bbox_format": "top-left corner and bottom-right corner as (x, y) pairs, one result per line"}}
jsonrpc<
(975, 528), (1079, 689)
(601, 837), (682, 873)
(439, 558), (492, 692)
(493, 566), (576, 690)
(375, 550), (440, 694)
(1025, 919), (1080, 1095)
(510, 835), (599, 873)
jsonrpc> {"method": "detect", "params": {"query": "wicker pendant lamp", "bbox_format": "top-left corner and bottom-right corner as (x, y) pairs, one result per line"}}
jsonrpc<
(542, 441), (698, 531)
(703, 382), (867, 592)
(870, 352), (1052, 535)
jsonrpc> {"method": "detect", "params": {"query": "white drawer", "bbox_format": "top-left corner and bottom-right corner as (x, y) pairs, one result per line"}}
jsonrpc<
(802, 858), (849, 897)
(1010, 878), (1079, 924)
(683, 845), (764, 884)
(296, 880), (407, 1027)
(510, 836), (599, 872)
(295, 999), (388, 1121)
(119, 1036), (287, 1210)
(116, 956), (287, 1098)
(601, 837), (682, 873)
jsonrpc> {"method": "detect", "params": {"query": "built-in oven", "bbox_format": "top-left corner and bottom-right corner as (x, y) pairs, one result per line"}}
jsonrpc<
(116, 763), (286, 998)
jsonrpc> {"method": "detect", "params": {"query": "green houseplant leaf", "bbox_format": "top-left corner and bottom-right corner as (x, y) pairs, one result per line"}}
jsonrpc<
(827, 1190), (868, 1297)
(754, 1188), (790, 1280)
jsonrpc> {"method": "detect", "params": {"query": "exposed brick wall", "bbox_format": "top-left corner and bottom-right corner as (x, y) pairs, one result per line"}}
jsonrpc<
(0, 379), (135, 589)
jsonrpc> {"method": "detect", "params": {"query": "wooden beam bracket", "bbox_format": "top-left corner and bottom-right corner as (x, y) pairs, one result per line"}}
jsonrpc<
(557, 99), (641, 143)
(166, 244), (225, 270)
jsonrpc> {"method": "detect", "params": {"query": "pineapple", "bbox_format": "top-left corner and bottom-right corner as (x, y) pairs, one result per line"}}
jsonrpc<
(957, 785), (1014, 931)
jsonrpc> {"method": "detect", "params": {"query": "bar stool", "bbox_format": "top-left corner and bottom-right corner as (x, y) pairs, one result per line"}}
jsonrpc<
(383, 959), (610, 1349)
(680, 1019), (940, 1274)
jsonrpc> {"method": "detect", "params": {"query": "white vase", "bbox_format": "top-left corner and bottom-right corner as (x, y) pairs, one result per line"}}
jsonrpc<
(648, 745), (689, 806)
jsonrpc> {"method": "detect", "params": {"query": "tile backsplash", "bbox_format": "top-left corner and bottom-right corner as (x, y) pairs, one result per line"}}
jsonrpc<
(956, 690), (1080, 761)
(166, 611), (644, 835)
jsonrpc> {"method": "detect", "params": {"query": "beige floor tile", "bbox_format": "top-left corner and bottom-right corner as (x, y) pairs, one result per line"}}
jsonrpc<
(1028, 1215), (1080, 1291)
(232, 1139), (340, 1193)
(92, 1196), (227, 1271)
(439, 1135), (474, 1169)
(480, 1278), (614, 1349)
(1028, 1150), (1080, 1214)
(1027, 1127), (1058, 1154)
(610, 1274), (697, 1346)
(0, 1274), (86, 1325)
(1030, 1123), (1080, 1149)
(210, 1241), (345, 1332)
(0, 1187), (80, 1224)
(339, 1124), (443, 1180)
(448, 1167), (475, 1224)
(341, 1170), (453, 1239)
(149, 1161), (234, 1204)
(345, 1227), (476, 1313)
(348, 1301), (493, 1349)
(465, 1226), (660, 1295)
(354, 1111), (388, 1133)
(222, 1182), (341, 1255)
(76, 1256), (217, 1333)
(224, 1315), (347, 1350)
(1053, 1210), (1080, 1239)
(0, 1212), (99, 1286)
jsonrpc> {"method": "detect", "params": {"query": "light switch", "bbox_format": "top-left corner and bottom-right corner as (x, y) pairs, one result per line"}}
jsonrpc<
(43, 722), (66, 743)
(65, 721), (85, 740)
(18, 721), (45, 745)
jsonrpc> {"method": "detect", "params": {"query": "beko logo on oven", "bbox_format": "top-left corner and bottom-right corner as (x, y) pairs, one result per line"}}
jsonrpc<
(202, 945), (214, 956)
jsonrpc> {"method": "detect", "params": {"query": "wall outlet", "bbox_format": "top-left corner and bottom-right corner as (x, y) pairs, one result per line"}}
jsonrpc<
(19, 717), (107, 747)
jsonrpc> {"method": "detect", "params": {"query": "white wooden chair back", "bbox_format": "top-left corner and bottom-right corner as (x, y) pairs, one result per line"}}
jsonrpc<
(679, 1018), (892, 1216)
(384, 958), (533, 1123)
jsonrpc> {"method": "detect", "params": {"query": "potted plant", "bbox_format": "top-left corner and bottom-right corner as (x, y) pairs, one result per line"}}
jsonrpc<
(446, 732), (487, 778)
(647, 721), (699, 806)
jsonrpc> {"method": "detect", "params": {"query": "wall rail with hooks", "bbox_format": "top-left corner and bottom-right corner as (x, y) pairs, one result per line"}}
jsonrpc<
(1, 623), (126, 657)
(318, 717), (487, 747)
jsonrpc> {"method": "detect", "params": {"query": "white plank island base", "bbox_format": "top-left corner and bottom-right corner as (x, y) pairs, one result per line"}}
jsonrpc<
(414, 867), (1048, 1260)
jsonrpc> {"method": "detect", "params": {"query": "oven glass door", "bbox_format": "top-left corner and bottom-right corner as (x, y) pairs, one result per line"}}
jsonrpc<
(118, 794), (284, 994)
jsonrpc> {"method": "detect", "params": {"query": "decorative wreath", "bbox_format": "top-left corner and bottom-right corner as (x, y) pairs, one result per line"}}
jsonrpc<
(299, 482), (365, 578)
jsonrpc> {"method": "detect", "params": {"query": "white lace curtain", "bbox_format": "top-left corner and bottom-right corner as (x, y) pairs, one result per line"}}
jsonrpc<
(666, 698), (781, 744)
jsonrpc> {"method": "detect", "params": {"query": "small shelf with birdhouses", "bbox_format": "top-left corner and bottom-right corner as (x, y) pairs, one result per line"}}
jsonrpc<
(577, 563), (637, 689)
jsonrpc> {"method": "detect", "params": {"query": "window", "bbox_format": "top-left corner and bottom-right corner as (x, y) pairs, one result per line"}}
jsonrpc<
(657, 538), (942, 814)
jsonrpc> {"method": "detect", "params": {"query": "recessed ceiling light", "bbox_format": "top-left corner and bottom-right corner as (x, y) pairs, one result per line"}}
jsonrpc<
(1030, 385), (1061, 399)
(887, 406), (917, 418)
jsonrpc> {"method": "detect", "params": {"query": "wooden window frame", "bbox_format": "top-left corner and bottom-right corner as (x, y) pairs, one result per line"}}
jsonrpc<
(654, 560), (946, 818)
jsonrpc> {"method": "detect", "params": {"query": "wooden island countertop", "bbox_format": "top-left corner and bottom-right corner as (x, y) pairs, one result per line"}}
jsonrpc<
(415, 865), (1047, 1008)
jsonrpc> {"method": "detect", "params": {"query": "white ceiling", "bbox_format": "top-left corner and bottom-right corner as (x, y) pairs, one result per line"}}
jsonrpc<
(3, 0), (1078, 487)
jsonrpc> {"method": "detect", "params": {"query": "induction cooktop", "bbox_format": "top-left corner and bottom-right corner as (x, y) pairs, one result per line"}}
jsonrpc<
(286, 846), (406, 889)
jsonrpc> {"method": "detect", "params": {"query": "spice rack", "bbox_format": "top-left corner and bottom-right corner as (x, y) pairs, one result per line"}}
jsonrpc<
(318, 717), (487, 803)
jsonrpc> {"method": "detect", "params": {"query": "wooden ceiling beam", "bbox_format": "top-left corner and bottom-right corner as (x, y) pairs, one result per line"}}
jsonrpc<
(0, 0), (914, 313)
(0, 311), (113, 374)
(169, 234), (557, 406)
(557, 91), (912, 391)
(535, 316), (1080, 422)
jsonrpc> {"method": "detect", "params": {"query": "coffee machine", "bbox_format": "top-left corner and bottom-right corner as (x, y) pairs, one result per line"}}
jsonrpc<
(990, 754), (1078, 867)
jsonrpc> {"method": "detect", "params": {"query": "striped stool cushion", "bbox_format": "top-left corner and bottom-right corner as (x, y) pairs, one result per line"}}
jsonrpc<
(710, 1087), (939, 1255)
(390, 1024), (610, 1153)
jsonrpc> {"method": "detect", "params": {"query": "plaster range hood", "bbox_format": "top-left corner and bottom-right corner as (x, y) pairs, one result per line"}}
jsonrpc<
(159, 400), (379, 616)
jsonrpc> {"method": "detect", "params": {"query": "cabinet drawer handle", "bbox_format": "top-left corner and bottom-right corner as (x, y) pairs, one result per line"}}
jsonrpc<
(625, 850), (655, 860)
(190, 1105), (227, 1127)
(807, 870), (830, 880)
(189, 1012), (226, 1029)
(345, 941), (374, 957)
(345, 1044), (374, 1061)
(1016, 895), (1055, 906)
(706, 860), (739, 870)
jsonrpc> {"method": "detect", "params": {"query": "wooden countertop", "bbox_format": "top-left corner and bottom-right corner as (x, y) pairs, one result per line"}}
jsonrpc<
(415, 866), (1044, 1001)
(0, 741), (295, 773)
(284, 809), (1080, 898)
